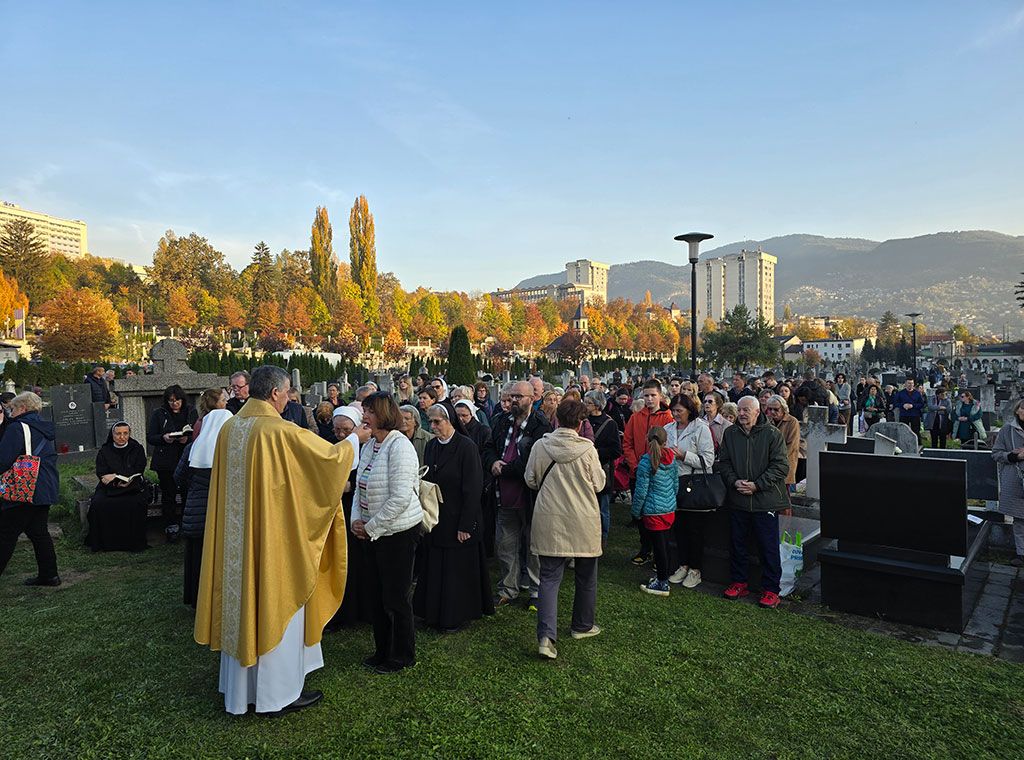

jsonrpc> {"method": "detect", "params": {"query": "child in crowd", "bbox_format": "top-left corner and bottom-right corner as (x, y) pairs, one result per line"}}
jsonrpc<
(630, 426), (679, 596)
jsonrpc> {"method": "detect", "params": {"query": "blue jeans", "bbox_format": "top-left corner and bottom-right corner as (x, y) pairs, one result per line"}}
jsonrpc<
(598, 493), (610, 542)
(729, 510), (781, 593)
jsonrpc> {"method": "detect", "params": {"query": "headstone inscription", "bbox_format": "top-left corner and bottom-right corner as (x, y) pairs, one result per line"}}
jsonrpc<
(92, 402), (125, 448)
(865, 421), (920, 456)
(800, 406), (846, 500)
(51, 384), (96, 452)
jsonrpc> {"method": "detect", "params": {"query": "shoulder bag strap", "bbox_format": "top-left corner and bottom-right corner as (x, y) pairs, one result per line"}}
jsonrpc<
(21, 423), (31, 456)
(594, 417), (612, 442)
(537, 458), (557, 493)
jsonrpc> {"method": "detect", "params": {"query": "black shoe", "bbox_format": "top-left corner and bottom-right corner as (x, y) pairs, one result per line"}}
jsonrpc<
(362, 654), (386, 669)
(264, 690), (323, 716)
(440, 623), (467, 634)
(372, 660), (414, 675)
(24, 576), (61, 587)
(631, 552), (651, 567)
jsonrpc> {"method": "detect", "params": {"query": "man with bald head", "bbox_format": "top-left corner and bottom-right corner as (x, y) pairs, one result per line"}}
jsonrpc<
(491, 380), (552, 607)
(717, 395), (790, 609)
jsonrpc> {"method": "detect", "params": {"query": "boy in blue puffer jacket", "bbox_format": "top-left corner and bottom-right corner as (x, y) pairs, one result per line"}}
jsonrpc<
(631, 427), (679, 596)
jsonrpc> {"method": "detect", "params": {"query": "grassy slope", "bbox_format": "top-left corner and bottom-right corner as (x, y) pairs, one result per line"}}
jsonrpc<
(0, 502), (1022, 760)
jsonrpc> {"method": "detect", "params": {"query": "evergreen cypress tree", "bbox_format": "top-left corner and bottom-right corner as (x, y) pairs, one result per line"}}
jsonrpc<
(446, 325), (476, 385)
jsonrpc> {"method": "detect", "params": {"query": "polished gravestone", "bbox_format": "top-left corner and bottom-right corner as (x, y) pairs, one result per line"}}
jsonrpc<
(696, 512), (822, 591)
(51, 384), (97, 453)
(818, 451), (988, 632)
(921, 448), (999, 502)
(827, 437), (874, 454)
(92, 402), (124, 448)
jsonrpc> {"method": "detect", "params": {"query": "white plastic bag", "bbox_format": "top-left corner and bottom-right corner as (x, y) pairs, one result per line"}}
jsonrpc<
(779, 530), (804, 597)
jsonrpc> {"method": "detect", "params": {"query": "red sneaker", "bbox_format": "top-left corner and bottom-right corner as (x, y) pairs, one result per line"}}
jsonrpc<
(759, 591), (781, 609)
(723, 582), (749, 599)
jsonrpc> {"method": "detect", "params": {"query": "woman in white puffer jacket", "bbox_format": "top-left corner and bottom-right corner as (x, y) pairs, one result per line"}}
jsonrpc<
(663, 393), (715, 589)
(351, 392), (422, 674)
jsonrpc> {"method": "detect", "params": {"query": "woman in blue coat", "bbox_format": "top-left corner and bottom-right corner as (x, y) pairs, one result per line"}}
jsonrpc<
(0, 392), (60, 586)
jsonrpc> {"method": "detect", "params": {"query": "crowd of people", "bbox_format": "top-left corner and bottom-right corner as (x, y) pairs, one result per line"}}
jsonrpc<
(1, 360), (1021, 717)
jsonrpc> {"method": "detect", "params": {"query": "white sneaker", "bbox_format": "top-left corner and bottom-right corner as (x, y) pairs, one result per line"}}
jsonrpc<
(668, 565), (689, 584)
(538, 637), (558, 659)
(571, 625), (602, 640)
(682, 569), (702, 589)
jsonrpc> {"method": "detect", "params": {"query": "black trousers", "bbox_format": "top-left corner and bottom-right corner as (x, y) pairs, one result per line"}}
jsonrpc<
(930, 423), (948, 449)
(631, 477), (652, 556)
(729, 510), (781, 593)
(0, 504), (58, 580)
(642, 525), (671, 581)
(156, 469), (179, 528)
(673, 510), (708, 571)
(364, 525), (418, 666)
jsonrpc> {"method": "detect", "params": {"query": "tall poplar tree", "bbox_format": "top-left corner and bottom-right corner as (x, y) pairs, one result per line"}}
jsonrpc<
(348, 195), (380, 327)
(310, 207), (338, 310)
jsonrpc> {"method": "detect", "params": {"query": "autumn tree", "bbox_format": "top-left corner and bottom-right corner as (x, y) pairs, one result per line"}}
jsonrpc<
(349, 195), (380, 327)
(166, 287), (198, 329)
(555, 330), (596, 366)
(282, 292), (312, 335)
(382, 325), (407, 363)
(217, 296), (246, 331)
(0, 273), (28, 325)
(801, 348), (822, 367)
(149, 230), (236, 299)
(0, 218), (53, 307)
(310, 208), (338, 310)
(38, 288), (120, 361)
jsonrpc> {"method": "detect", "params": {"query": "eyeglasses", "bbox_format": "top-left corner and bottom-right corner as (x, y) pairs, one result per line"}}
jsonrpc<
(230, 383), (247, 390)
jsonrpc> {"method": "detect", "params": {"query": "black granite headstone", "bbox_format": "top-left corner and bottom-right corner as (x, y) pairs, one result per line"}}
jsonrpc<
(827, 438), (874, 454)
(51, 384), (97, 452)
(92, 402), (125, 448)
(921, 448), (999, 502)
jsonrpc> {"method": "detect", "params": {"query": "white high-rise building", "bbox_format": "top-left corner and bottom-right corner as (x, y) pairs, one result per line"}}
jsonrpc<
(0, 201), (89, 259)
(565, 259), (609, 304)
(695, 248), (776, 326)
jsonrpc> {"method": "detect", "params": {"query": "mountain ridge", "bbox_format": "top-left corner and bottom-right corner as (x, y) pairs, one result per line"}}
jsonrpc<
(510, 230), (1024, 335)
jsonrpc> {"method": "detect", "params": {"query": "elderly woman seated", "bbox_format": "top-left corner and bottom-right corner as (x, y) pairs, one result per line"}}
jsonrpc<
(88, 421), (149, 552)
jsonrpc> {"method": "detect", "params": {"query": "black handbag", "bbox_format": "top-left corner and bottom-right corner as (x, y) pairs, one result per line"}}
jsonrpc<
(678, 457), (726, 511)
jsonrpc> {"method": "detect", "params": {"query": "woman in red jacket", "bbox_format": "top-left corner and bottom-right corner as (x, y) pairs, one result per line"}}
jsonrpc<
(623, 379), (673, 566)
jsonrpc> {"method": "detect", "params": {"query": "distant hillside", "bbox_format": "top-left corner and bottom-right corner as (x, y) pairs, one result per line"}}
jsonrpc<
(511, 230), (1024, 335)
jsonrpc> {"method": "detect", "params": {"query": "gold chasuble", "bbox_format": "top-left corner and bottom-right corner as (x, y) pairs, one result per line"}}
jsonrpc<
(194, 398), (354, 667)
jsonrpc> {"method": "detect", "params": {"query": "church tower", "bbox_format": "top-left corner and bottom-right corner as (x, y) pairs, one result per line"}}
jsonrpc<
(572, 298), (588, 333)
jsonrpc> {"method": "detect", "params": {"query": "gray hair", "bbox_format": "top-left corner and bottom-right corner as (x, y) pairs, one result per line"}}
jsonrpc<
(399, 404), (421, 430)
(767, 394), (788, 411)
(10, 391), (42, 414)
(354, 385), (375, 401)
(229, 370), (250, 384)
(249, 366), (290, 401)
(584, 390), (607, 409)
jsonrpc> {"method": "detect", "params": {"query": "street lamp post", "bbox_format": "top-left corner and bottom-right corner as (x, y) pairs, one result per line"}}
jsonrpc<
(905, 312), (921, 382)
(674, 232), (714, 380)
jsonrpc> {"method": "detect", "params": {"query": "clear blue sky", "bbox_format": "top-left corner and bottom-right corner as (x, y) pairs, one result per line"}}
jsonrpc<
(2, 2), (1022, 291)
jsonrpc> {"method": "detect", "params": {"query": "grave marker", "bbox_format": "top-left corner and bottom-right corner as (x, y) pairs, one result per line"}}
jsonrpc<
(866, 421), (920, 456)
(51, 384), (96, 452)
(801, 405), (846, 500)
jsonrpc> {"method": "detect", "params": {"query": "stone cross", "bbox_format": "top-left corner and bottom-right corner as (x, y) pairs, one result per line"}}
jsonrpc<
(149, 339), (190, 375)
(801, 405), (847, 500)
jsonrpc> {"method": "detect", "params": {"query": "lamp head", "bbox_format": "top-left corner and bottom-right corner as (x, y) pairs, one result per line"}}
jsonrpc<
(674, 232), (714, 263)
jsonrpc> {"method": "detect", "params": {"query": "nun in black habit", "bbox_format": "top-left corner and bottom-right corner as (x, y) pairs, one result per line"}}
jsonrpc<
(454, 399), (497, 556)
(413, 404), (494, 632)
(87, 421), (149, 552)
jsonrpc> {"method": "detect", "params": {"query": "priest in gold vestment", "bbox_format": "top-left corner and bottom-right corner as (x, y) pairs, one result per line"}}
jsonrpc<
(194, 366), (355, 715)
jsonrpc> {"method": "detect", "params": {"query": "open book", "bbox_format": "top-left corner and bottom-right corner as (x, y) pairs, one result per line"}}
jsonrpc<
(112, 473), (145, 484)
(166, 425), (193, 438)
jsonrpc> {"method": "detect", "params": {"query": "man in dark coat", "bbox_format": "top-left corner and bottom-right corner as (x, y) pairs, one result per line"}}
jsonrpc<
(490, 380), (552, 607)
(717, 396), (790, 609)
(86, 365), (113, 408)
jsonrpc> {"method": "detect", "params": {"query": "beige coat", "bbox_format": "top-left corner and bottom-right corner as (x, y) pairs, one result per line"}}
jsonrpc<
(525, 427), (606, 558)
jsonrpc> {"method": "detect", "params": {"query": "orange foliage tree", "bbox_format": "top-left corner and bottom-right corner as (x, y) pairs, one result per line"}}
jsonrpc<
(38, 288), (120, 361)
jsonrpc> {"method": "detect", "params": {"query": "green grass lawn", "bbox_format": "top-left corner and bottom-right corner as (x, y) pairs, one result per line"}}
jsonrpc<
(1, 501), (1022, 760)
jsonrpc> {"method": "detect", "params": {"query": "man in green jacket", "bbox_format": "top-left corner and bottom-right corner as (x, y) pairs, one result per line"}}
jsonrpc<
(716, 396), (790, 609)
